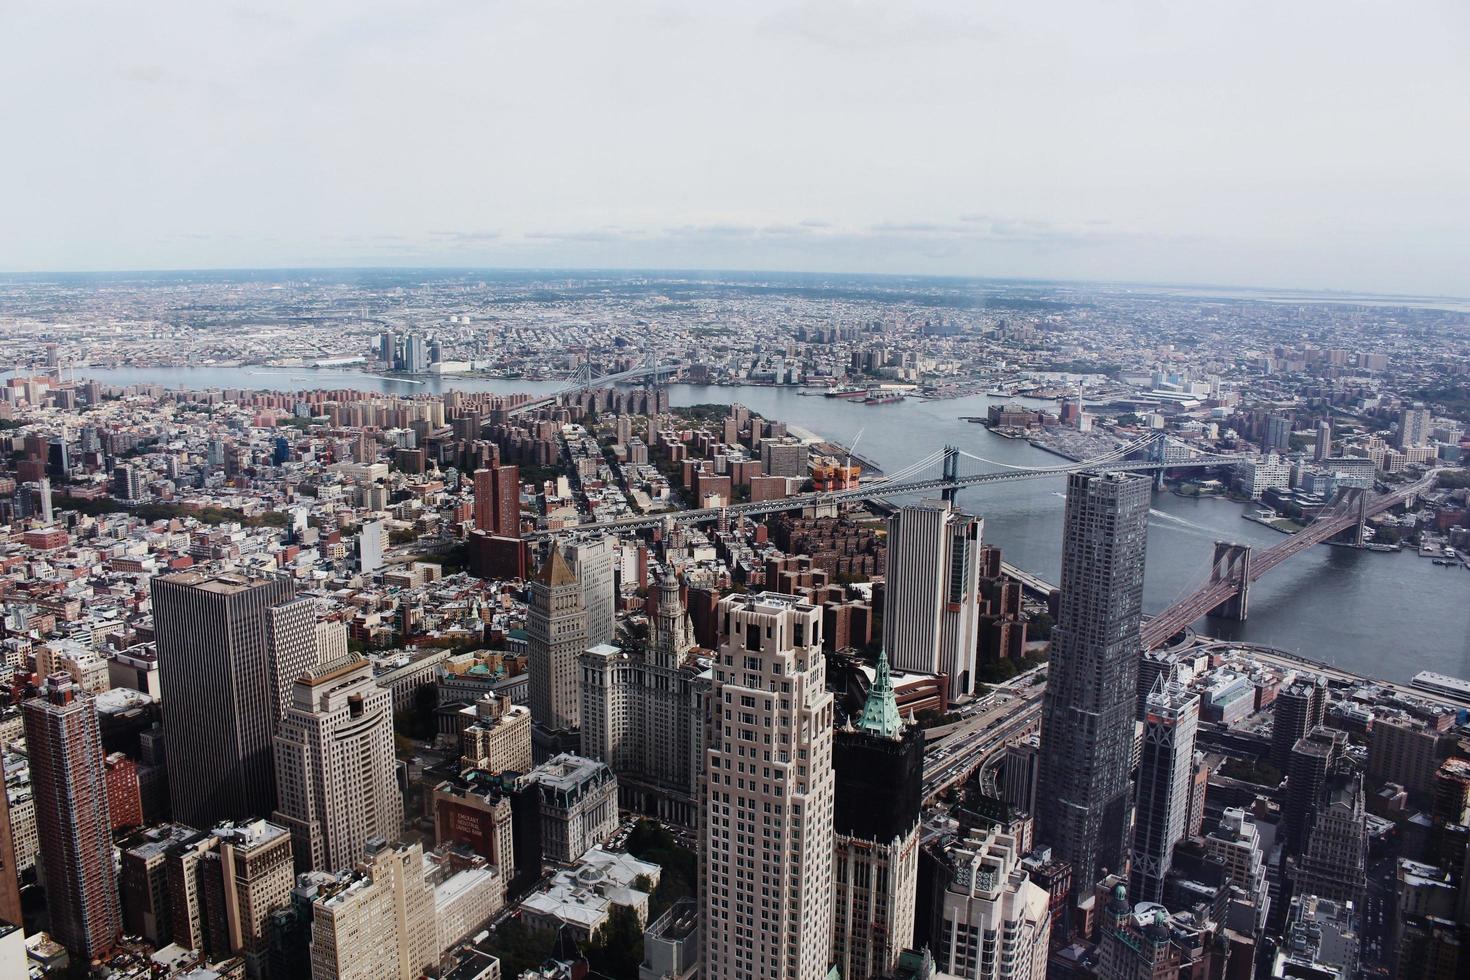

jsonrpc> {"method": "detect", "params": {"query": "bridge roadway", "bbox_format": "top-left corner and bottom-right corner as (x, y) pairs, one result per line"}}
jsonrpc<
(527, 444), (1244, 541)
(999, 560), (1057, 597)
(1139, 469), (1443, 649)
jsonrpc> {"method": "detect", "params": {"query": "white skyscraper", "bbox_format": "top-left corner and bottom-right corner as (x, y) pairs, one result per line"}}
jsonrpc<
(881, 500), (983, 696)
(356, 519), (385, 574)
(309, 841), (436, 980)
(936, 829), (1052, 980)
(273, 658), (404, 872)
(1397, 403), (1431, 449)
(1204, 807), (1271, 936)
(1130, 671), (1200, 904)
(703, 592), (835, 980)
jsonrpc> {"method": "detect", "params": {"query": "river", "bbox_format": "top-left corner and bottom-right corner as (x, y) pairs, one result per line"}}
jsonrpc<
(55, 366), (1470, 683)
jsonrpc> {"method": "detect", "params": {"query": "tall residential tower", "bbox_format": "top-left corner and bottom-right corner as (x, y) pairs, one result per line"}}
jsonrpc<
(1035, 471), (1151, 895)
(23, 674), (121, 959)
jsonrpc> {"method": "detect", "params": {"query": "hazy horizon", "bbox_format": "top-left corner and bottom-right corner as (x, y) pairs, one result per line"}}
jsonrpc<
(4, 1), (1467, 296)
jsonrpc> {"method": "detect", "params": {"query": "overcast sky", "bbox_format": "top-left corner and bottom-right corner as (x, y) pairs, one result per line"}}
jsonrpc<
(3, 0), (1467, 295)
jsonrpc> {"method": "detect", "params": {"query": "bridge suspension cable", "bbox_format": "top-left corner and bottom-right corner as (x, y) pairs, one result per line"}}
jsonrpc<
(868, 450), (946, 485)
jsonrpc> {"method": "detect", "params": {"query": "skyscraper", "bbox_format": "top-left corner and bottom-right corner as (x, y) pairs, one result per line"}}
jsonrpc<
(112, 463), (145, 501)
(580, 569), (709, 826)
(309, 841), (436, 980)
(1290, 772), (1368, 908)
(273, 658), (403, 873)
(403, 333), (428, 375)
(1272, 677), (1326, 772)
(1313, 420), (1332, 462)
(1397, 403), (1431, 449)
(472, 464), (521, 538)
(23, 674), (120, 959)
(831, 651), (924, 980)
(566, 535), (617, 648)
(0, 781), (21, 928)
(1130, 672), (1200, 904)
(1203, 808), (1270, 937)
(1035, 471), (1151, 896)
(881, 500), (983, 697)
(196, 820), (296, 976)
(934, 828), (1052, 980)
(151, 571), (306, 828)
(1265, 414), (1293, 452)
(460, 693), (534, 774)
(527, 546), (587, 740)
(356, 518), (384, 574)
(703, 593), (835, 980)
(1282, 727), (1347, 855)
(266, 594), (326, 720)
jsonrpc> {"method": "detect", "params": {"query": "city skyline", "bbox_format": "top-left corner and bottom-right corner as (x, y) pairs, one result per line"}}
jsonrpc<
(0, 0), (1467, 955)
(0, 333), (1464, 975)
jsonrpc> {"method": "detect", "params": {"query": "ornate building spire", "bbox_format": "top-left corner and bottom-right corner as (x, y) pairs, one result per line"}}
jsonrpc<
(856, 648), (903, 739)
(650, 567), (694, 669)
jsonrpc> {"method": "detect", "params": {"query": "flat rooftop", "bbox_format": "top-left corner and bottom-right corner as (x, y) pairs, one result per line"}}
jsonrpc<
(159, 570), (272, 594)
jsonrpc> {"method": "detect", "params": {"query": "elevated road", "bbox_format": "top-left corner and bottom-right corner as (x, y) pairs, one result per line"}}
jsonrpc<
(999, 560), (1057, 598)
(923, 684), (1045, 804)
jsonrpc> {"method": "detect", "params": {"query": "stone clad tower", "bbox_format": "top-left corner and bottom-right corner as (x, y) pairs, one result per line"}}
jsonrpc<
(528, 545), (587, 740)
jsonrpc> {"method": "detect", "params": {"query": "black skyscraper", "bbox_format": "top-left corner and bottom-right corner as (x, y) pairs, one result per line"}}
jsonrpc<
(1272, 677), (1327, 772)
(831, 651), (925, 980)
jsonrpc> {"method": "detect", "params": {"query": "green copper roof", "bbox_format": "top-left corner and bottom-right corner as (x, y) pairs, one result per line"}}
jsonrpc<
(856, 649), (903, 739)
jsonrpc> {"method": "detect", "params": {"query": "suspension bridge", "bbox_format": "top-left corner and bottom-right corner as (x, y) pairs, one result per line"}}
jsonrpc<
(1140, 467), (1443, 648)
(527, 431), (1247, 540)
(526, 415), (1438, 645)
(504, 356), (679, 417)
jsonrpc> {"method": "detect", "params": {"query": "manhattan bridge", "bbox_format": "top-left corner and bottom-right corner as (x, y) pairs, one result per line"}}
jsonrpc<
(524, 362), (1441, 649)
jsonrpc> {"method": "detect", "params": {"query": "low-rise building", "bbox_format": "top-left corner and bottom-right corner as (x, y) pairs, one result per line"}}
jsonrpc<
(519, 754), (619, 865)
(519, 847), (660, 941)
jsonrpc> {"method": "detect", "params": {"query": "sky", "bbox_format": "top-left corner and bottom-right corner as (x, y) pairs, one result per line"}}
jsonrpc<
(2, 0), (1468, 295)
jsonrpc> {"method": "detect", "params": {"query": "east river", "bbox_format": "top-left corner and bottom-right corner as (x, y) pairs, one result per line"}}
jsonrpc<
(57, 366), (1470, 683)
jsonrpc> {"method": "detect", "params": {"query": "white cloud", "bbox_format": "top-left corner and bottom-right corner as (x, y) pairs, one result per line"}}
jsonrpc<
(0, 0), (1466, 294)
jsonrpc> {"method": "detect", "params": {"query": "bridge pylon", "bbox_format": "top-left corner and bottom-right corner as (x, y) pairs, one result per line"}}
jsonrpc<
(1148, 433), (1169, 490)
(1325, 487), (1369, 546)
(1209, 541), (1252, 620)
(1354, 488), (1369, 547)
(941, 446), (959, 504)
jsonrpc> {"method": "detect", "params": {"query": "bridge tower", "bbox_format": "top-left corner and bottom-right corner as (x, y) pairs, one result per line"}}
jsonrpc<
(941, 445), (960, 504)
(1325, 487), (1369, 546)
(1147, 432), (1168, 490)
(1354, 488), (1369, 547)
(1209, 541), (1253, 620)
